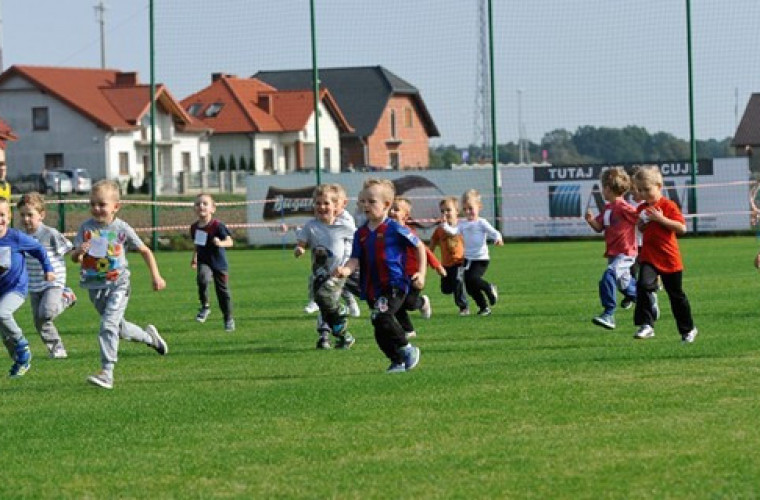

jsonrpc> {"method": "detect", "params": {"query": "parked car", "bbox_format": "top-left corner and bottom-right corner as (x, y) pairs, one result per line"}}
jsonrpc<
(59, 168), (92, 194)
(10, 173), (44, 194)
(42, 171), (73, 195)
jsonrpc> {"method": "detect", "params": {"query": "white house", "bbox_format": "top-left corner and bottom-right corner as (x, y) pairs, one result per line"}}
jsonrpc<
(0, 65), (211, 194)
(181, 73), (352, 174)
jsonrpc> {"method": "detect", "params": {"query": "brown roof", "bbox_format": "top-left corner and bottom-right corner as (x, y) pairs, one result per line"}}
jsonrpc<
(181, 74), (353, 134)
(0, 65), (208, 133)
(733, 93), (760, 146)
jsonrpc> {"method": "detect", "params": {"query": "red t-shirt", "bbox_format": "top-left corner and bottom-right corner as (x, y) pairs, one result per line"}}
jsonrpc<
(594, 199), (638, 257)
(637, 197), (685, 273)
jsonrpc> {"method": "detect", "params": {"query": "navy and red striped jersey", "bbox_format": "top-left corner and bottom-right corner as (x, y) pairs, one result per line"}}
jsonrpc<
(351, 218), (420, 301)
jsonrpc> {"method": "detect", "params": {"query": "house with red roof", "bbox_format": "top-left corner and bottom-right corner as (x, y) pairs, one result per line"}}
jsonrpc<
(0, 65), (211, 194)
(181, 73), (352, 174)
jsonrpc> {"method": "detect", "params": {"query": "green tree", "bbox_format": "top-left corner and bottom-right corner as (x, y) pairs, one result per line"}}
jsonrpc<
(228, 154), (237, 171)
(209, 156), (216, 172)
(218, 155), (227, 171)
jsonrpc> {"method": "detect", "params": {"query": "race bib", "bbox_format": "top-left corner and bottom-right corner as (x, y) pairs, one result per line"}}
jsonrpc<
(194, 229), (208, 246)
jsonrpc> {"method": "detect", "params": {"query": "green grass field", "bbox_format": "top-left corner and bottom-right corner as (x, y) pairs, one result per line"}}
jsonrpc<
(2, 236), (760, 498)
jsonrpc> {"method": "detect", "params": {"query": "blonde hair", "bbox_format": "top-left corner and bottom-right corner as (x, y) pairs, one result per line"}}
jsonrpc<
(600, 167), (631, 196)
(333, 183), (348, 204)
(17, 191), (46, 213)
(362, 178), (395, 202)
(440, 196), (459, 210)
(633, 166), (663, 187)
(313, 184), (340, 203)
(462, 189), (482, 208)
(394, 195), (412, 211)
(196, 192), (216, 206)
(92, 179), (121, 201)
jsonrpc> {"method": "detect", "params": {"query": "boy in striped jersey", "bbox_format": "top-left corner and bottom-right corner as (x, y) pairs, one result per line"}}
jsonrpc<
(17, 192), (76, 359)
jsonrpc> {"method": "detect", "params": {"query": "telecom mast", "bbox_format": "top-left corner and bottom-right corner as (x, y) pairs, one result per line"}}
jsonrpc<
(94, 1), (107, 68)
(472, 0), (491, 157)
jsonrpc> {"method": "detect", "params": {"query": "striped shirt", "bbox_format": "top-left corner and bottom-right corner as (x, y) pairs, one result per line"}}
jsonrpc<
(25, 224), (73, 292)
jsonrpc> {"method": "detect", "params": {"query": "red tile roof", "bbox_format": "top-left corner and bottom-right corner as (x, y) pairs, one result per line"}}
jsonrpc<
(181, 75), (353, 134)
(0, 65), (207, 132)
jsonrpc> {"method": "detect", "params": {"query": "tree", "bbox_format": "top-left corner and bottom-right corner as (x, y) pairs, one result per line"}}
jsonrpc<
(217, 155), (227, 172)
(209, 156), (216, 172)
(228, 154), (237, 172)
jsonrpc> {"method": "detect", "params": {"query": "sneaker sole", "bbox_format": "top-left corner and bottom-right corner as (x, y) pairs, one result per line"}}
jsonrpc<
(592, 318), (615, 330)
(146, 325), (168, 355)
(9, 364), (30, 378)
(87, 375), (113, 389)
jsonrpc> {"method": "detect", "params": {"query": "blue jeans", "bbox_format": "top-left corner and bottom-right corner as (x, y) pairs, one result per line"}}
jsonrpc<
(599, 255), (636, 315)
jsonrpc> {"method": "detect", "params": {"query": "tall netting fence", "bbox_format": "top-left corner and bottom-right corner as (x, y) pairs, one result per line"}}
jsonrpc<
(45, 1), (760, 242)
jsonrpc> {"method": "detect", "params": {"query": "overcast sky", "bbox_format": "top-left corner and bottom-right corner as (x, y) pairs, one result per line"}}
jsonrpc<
(3, 0), (759, 148)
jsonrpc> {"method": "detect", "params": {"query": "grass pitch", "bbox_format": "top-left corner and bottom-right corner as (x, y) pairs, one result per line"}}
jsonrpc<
(2, 236), (759, 498)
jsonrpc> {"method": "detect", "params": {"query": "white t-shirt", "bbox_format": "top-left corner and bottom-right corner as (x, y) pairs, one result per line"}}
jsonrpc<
(443, 218), (502, 261)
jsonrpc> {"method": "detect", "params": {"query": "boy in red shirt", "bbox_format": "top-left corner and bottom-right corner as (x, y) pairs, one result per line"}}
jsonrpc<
(631, 166), (697, 342)
(585, 167), (638, 330)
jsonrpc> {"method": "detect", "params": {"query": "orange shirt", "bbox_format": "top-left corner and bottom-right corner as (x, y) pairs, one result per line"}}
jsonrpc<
(429, 226), (465, 267)
(637, 197), (684, 273)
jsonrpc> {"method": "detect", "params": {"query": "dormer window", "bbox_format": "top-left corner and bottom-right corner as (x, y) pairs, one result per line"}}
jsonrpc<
(186, 103), (203, 116)
(204, 103), (224, 117)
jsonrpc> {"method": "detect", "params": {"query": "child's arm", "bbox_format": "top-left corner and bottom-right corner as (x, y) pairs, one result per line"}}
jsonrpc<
(294, 240), (308, 258)
(410, 241), (427, 289)
(481, 219), (504, 246)
(585, 210), (603, 232)
(213, 235), (233, 248)
(424, 245), (446, 277)
(646, 207), (687, 235)
(70, 242), (89, 263)
(334, 257), (358, 278)
(190, 249), (198, 269)
(137, 245), (167, 291)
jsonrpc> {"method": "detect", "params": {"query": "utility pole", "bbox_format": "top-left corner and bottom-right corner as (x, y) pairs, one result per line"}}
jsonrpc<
(94, 1), (107, 68)
(517, 89), (529, 164)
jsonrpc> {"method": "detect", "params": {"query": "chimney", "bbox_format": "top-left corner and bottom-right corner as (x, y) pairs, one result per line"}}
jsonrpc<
(114, 72), (138, 86)
(258, 94), (272, 114)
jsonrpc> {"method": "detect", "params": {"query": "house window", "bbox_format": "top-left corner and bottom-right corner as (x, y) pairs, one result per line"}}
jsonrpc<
(119, 152), (129, 175)
(204, 103), (224, 117)
(263, 148), (274, 172)
(390, 110), (397, 138)
(404, 107), (413, 128)
(182, 152), (191, 173)
(32, 107), (49, 131)
(186, 103), (203, 116)
(323, 148), (331, 170)
(44, 154), (63, 169)
(389, 152), (400, 170)
(283, 145), (291, 171)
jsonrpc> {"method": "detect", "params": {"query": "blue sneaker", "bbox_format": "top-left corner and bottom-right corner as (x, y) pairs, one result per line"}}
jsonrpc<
(592, 313), (616, 330)
(402, 344), (420, 371)
(9, 339), (31, 378)
(386, 363), (406, 374)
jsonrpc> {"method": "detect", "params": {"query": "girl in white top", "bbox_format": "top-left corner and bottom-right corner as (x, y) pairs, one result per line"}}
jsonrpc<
(442, 189), (503, 315)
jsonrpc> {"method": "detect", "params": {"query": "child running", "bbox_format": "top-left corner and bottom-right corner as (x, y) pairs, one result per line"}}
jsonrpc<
(17, 192), (77, 358)
(191, 193), (235, 331)
(584, 167), (638, 330)
(0, 197), (54, 377)
(389, 195), (445, 338)
(441, 189), (503, 316)
(294, 184), (356, 350)
(72, 180), (168, 389)
(631, 166), (697, 343)
(429, 196), (469, 315)
(335, 178), (425, 373)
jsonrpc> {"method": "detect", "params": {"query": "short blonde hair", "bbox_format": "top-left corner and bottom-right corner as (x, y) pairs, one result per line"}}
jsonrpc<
(313, 184), (340, 203)
(92, 179), (121, 201)
(462, 189), (482, 208)
(600, 167), (631, 196)
(394, 196), (412, 211)
(633, 166), (663, 187)
(440, 196), (459, 210)
(196, 192), (216, 206)
(17, 191), (46, 213)
(333, 183), (348, 203)
(362, 178), (395, 202)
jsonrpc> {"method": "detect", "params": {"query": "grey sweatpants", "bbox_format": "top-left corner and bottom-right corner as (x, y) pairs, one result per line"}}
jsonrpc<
(29, 287), (66, 354)
(89, 281), (153, 373)
(0, 292), (26, 359)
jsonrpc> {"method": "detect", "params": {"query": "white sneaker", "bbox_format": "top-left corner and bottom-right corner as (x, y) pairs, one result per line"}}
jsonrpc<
(49, 345), (68, 359)
(634, 324), (655, 339)
(303, 301), (319, 314)
(405, 330), (417, 339)
(146, 325), (168, 355)
(87, 371), (113, 390)
(347, 298), (361, 318)
(682, 328), (698, 344)
(420, 295), (432, 319)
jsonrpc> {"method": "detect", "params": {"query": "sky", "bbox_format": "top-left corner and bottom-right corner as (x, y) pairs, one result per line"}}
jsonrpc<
(3, 0), (760, 149)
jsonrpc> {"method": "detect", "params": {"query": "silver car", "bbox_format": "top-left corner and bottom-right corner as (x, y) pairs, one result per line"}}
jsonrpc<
(59, 168), (92, 194)
(43, 171), (73, 195)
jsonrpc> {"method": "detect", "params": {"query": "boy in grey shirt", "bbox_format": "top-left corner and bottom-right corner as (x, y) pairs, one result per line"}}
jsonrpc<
(71, 180), (168, 390)
(294, 184), (356, 349)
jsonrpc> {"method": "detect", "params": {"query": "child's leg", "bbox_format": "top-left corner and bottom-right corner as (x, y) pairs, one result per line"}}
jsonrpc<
(196, 263), (212, 309)
(598, 265), (618, 315)
(464, 260), (492, 310)
(314, 276), (349, 336)
(660, 271), (695, 336)
(395, 305), (414, 335)
(0, 292), (27, 355)
(613, 255), (637, 300)
(369, 289), (409, 364)
(31, 288), (66, 354)
(633, 263), (659, 326)
(453, 265), (469, 310)
(212, 269), (233, 321)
